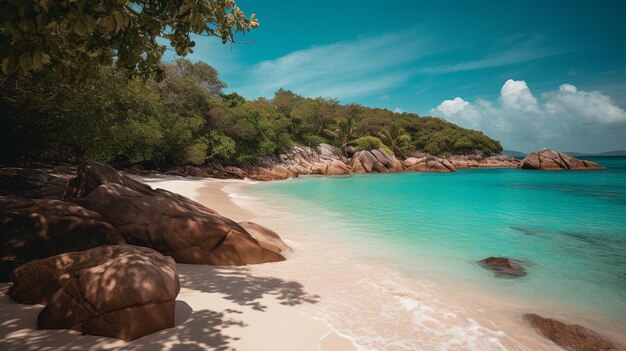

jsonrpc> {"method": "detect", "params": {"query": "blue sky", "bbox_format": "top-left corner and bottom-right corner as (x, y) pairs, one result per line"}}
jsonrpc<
(165, 0), (626, 153)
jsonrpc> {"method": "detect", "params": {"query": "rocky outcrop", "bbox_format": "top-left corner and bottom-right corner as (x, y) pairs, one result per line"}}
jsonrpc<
(524, 314), (617, 351)
(246, 143), (348, 180)
(449, 154), (519, 169)
(66, 161), (285, 265)
(10, 245), (179, 341)
(351, 149), (405, 173)
(518, 149), (605, 170)
(478, 257), (527, 278)
(0, 168), (70, 199)
(238, 221), (291, 254)
(0, 196), (124, 281)
(403, 156), (456, 172)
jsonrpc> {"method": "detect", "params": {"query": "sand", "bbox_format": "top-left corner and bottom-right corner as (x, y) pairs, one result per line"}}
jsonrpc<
(2, 175), (624, 350)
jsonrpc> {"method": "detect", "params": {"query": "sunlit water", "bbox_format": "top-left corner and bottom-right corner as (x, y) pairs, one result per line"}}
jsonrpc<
(236, 157), (626, 350)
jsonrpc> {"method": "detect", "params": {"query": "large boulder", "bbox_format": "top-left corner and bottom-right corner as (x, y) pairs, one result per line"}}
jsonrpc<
(524, 314), (616, 351)
(0, 168), (70, 199)
(518, 149), (605, 170)
(66, 161), (285, 265)
(10, 245), (180, 341)
(321, 160), (352, 176)
(352, 149), (404, 173)
(404, 156), (456, 172)
(238, 221), (291, 254)
(0, 196), (123, 281)
(247, 165), (296, 181)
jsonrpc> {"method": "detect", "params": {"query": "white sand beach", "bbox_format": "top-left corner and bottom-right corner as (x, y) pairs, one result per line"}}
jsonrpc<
(2, 176), (624, 351)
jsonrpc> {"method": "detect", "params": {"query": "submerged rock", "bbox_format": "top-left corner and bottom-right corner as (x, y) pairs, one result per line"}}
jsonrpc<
(10, 245), (179, 341)
(524, 314), (617, 351)
(0, 196), (124, 281)
(478, 256), (527, 278)
(518, 149), (605, 170)
(66, 161), (285, 265)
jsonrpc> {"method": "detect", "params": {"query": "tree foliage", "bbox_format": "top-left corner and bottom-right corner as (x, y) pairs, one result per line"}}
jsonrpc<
(0, 0), (257, 78)
(0, 60), (503, 167)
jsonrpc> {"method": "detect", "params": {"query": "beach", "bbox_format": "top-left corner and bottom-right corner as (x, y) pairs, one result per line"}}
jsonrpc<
(2, 175), (624, 351)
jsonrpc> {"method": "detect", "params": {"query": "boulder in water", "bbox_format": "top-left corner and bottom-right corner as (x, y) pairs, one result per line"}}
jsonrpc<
(478, 256), (527, 278)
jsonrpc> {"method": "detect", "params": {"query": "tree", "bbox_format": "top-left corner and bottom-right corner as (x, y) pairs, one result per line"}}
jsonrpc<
(351, 136), (392, 155)
(326, 116), (356, 156)
(0, 0), (258, 78)
(163, 59), (226, 95)
(378, 124), (413, 157)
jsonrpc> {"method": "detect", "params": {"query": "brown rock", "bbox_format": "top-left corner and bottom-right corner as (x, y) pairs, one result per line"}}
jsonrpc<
(524, 314), (616, 351)
(0, 196), (123, 281)
(247, 165), (296, 181)
(0, 168), (70, 199)
(11, 245), (179, 341)
(238, 221), (291, 254)
(404, 156), (456, 172)
(518, 149), (605, 170)
(66, 162), (284, 265)
(478, 256), (527, 278)
(449, 155), (519, 169)
(322, 160), (352, 176)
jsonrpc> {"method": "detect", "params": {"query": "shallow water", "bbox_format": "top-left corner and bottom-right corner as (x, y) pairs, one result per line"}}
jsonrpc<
(236, 156), (626, 350)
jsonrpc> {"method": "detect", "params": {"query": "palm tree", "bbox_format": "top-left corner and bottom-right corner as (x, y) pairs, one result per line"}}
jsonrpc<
(378, 124), (413, 157)
(325, 116), (356, 156)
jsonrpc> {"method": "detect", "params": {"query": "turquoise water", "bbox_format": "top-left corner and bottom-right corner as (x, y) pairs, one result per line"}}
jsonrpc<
(244, 157), (626, 321)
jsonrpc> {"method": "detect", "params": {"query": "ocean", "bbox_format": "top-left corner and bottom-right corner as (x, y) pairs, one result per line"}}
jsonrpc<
(234, 156), (626, 350)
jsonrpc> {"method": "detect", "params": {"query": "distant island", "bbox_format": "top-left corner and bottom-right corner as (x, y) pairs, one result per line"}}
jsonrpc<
(503, 150), (527, 158)
(504, 150), (626, 158)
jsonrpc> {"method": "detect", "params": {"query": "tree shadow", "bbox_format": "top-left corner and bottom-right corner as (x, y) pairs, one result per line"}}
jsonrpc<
(177, 264), (320, 311)
(1, 264), (321, 350)
(0, 297), (245, 351)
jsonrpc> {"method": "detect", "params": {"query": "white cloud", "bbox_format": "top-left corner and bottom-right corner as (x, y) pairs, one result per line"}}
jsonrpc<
(393, 107), (403, 113)
(500, 79), (540, 112)
(232, 29), (428, 100)
(431, 80), (626, 152)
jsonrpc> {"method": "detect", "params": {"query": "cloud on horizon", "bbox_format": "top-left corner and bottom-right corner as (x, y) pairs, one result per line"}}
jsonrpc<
(431, 80), (626, 152)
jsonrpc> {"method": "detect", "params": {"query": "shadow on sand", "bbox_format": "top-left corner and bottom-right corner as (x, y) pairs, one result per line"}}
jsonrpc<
(0, 264), (319, 351)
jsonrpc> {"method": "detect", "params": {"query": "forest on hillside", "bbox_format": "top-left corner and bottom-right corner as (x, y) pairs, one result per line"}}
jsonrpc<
(0, 59), (502, 168)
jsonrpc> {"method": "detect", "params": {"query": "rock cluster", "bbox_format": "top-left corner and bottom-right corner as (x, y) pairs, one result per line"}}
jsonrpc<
(65, 162), (285, 265)
(1, 161), (289, 340)
(200, 144), (461, 181)
(518, 149), (605, 170)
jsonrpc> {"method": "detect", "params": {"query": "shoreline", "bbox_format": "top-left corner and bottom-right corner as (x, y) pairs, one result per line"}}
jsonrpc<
(217, 176), (626, 350)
